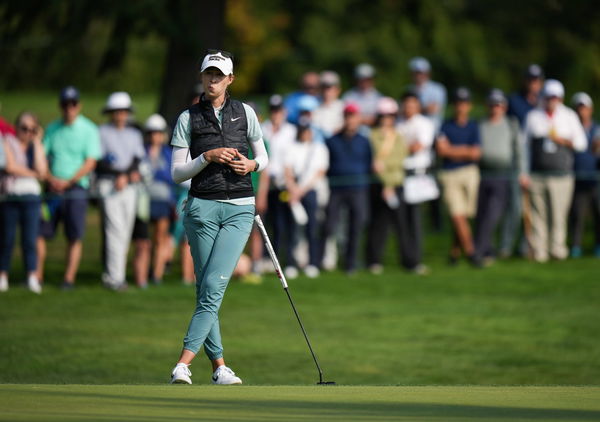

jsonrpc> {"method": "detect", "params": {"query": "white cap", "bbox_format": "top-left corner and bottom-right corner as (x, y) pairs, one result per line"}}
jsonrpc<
(376, 97), (399, 115)
(409, 57), (431, 73)
(103, 92), (133, 113)
(200, 52), (233, 75)
(543, 79), (564, 99)
(320, 70), (340, 86)
(355, 63), (375, 79)
(572, 92), (593, 108)
(144, 113), (167, 132)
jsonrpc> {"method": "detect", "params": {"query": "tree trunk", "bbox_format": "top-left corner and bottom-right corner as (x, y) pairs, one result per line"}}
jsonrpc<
(158, 0), (226, 126)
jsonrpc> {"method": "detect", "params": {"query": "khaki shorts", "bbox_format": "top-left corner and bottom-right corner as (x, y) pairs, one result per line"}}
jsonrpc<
(439, 164), (480, 217)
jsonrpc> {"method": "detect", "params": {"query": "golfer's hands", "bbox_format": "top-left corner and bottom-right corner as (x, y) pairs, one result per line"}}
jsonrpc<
(204, 147), (238, 164)
(229, 150), (255, 175)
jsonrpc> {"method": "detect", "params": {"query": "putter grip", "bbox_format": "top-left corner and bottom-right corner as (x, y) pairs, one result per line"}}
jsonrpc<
(254, 215), (288, 289)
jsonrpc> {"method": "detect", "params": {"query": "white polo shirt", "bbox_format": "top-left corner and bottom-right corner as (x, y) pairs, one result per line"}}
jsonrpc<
(396, 113), (435, 170)
(524, 103), (587, 154)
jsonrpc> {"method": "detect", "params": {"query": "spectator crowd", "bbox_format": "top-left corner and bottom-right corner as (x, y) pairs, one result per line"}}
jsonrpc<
(1, 57), (599, 293)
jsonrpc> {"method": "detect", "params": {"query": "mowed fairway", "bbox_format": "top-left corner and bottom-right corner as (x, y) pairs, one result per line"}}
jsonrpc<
(1, 385), (599, 421)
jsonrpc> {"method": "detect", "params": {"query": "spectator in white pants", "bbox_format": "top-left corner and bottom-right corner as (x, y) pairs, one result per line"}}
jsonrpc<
(521, 80), (587, 262)
(97, 92), (145, 289)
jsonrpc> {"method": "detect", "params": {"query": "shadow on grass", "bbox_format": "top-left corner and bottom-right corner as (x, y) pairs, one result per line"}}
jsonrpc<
(6, 388), (600, 421)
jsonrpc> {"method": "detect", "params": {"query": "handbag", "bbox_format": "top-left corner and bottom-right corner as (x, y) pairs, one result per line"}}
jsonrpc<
(403, 173), (439, 204)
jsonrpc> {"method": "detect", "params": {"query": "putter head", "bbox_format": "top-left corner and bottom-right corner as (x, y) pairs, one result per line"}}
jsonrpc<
(317, 381), (336, 385)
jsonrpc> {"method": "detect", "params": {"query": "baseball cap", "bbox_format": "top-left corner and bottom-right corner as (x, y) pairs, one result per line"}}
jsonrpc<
(103, 92), (133, 113)
(571, 92), (593, 108)
(144, 113), (167, 132)
(199, 50), (234, 75)
(376, 97), (399, 115)
(525, 64), (544, 79)
(487, 88), (507, 105)
(320, 70), (340, 87)
(268, 94), (284, 110)
(453, 87), (471, 102)
(543, 79), (564, 99)
(59, 86), (80, 103)
(354, 63), (375, 79)
(297, 95), (319, 112)
(343, 102), (361, 114)
(409, 57), (431, 73)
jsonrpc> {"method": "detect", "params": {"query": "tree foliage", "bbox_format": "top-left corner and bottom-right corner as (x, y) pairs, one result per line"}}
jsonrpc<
(1, 0), (599, 115)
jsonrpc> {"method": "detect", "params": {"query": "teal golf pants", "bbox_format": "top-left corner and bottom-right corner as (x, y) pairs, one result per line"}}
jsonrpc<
(182, 197), (255, 359)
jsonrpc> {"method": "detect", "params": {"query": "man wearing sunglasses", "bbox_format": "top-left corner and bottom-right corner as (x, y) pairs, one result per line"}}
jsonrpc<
(38, 86), (101, 289)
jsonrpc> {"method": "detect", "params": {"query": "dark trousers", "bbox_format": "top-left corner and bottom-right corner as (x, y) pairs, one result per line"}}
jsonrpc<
(568, 181), (600, 248)
(0, 195), (41, 272)
(366, 184), (421, 270)
(267, 188), (292, 262)
(286, 190), (320, 267)
(320, 188), (368, 272)
(474, 178), (510, 259)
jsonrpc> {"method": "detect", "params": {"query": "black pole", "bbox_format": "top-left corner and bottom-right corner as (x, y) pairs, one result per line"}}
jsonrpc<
(284, 287), (324, 384)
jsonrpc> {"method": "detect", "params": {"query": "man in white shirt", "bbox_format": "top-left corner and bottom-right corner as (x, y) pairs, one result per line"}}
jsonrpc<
(260, 95), (297, 255)
(521, 79), (587, 262)
(396, 90), (436, 274)
(342, 63), (383, 127)
(313, 71), (344, 138)
(407, 57), (447, 132)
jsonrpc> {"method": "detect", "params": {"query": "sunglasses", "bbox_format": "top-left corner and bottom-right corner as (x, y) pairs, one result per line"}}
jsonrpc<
(61, 100), (79, 109)
(206, 49), (234, 60)
(18, 125), (37, 134)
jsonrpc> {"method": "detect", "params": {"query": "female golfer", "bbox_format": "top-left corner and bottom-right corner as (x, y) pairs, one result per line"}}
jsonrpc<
(169, 50), (268, 385)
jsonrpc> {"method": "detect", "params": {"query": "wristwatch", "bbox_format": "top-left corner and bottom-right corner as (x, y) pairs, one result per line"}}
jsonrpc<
(253, 161), (259, 172)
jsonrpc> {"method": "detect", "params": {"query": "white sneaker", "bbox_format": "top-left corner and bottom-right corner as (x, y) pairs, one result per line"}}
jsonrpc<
(211, 366), (242, 385)
(27, 275), (42, 294)
(284, 266), (299, 280)
(170, 363), (192, 384)
(0, 275), (8, 292)
(304, 265), (320, 278)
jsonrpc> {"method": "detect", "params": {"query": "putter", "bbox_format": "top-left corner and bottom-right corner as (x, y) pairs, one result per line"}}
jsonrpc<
(254, 215), (335, 385)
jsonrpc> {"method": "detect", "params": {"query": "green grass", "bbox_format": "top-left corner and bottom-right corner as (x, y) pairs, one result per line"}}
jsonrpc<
(1, 385), (599, 421)
(1, 210), (600, 386)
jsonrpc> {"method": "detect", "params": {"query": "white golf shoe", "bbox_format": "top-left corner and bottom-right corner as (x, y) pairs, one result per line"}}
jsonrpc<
(170, 363), (192, 384)
(211, 366), (242, 385)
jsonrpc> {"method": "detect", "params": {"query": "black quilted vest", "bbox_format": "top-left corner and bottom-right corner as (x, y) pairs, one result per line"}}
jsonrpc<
(188, 97), (254, 200)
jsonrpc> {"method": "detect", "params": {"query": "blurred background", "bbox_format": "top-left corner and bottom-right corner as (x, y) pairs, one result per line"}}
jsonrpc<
(2, 0), (600, 123)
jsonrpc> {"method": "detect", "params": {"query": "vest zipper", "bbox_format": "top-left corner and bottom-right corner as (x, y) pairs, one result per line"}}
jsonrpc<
(218, 106), (231, 200)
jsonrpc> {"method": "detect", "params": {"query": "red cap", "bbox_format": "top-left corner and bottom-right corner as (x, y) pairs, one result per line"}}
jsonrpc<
(343, 102), (361, 115)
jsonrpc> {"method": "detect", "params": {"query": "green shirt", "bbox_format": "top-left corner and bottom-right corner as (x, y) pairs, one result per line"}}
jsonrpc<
(370, 128), (408, 188)
(44, 115), (101, 188)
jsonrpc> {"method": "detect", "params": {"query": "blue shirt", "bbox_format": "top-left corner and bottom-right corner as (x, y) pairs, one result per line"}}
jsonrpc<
(409, 80), (447, 131)
(574, 121), (599, 183)
(507, 92), (536, 128)
(439, 119), (480, 170)
(326, 132), (372, 190)
(283, 91), (320, 125)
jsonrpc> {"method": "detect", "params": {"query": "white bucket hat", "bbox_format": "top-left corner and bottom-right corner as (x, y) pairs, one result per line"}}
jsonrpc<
(103, 92), (133, 113)
(144, 114), (168, 132)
